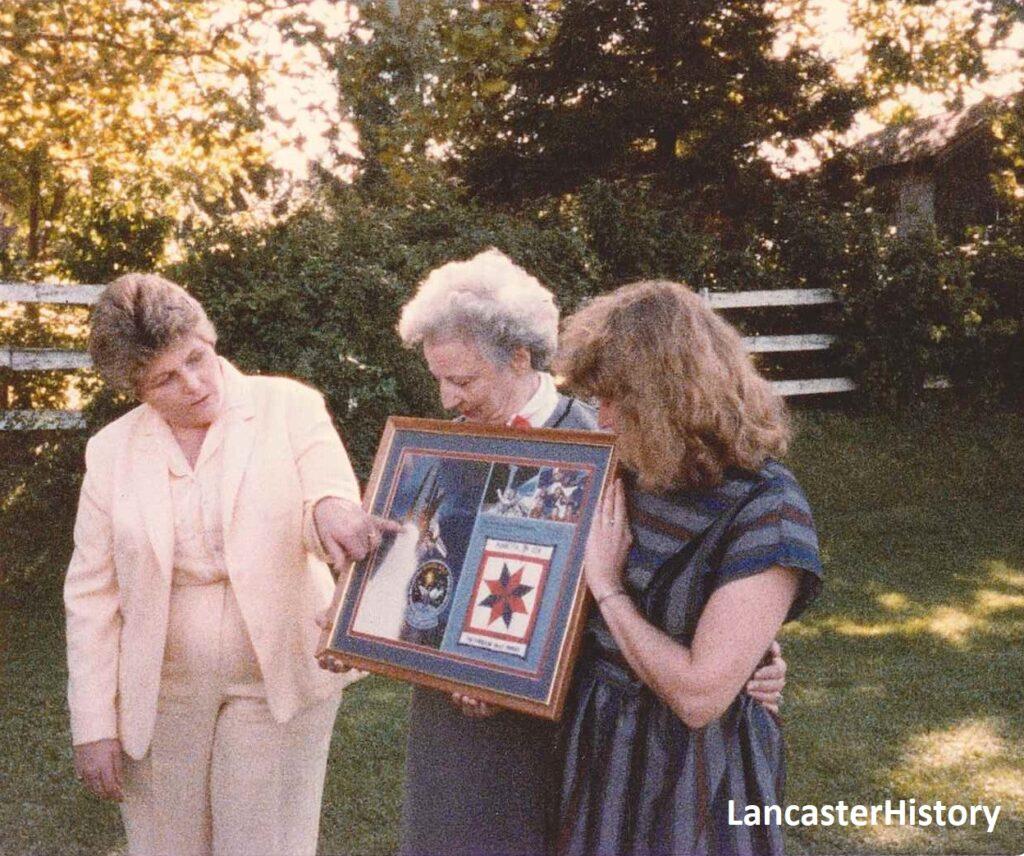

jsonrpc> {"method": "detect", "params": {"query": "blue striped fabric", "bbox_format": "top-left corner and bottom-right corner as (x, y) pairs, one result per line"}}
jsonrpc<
(558, 461), (823, 856)
(622, 460), (822, 619)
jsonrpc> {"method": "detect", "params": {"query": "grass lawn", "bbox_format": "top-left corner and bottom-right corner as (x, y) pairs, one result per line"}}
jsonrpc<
(2, 406), (1023, 855)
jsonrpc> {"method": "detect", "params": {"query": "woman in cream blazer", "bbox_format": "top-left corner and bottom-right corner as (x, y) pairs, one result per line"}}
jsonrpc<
(65, 273), (390, 856)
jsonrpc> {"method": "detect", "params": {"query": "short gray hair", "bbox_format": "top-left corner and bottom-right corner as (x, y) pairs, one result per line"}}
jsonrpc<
(89, 273), (216, 391)
(398, 248), (559, 369)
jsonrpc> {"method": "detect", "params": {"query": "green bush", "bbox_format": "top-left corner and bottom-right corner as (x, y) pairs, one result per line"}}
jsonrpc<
(836, 229), (985, 409)
(174, 188), (602, 477)
(963, 218), (1024, 404)
(0, 389), (132, 606)
(1, 433), (83, 604)
(568, 177), (877, 296)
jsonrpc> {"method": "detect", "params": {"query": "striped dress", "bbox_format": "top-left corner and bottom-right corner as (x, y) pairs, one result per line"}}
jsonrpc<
(557, 461), (822, 856)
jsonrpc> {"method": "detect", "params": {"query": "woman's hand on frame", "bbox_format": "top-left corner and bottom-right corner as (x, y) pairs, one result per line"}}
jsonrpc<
(451, 693), (500, 719)
(584, 478), (633, 600)
(73, 738), (124, 801)
(313, 497), (402, 569)
(314, 606), (352, 673)
(312, 500), (399, 674)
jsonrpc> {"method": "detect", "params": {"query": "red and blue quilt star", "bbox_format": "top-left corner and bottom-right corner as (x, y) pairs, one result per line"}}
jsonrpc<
(479, 563), (534, 628)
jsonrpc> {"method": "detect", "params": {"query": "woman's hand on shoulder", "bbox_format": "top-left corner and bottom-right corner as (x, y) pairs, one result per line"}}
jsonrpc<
(313, 497), (402, 569)
(584, 478), (633, 601)
(73, 738), (124, 801)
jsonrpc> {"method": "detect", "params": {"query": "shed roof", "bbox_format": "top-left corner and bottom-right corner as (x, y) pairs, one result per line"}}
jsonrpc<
(858, 93), (1018, 172)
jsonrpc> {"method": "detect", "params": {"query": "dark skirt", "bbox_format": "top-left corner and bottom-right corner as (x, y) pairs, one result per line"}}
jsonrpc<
(400, 686), (559, 856)
(556, 649), (786, 856)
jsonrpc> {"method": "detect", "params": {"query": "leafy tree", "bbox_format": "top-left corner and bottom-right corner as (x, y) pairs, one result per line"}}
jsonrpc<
(458, 0), (862, 211)
(0, 0), (291, 277)
(324, 0), (1021, 214)
(296, 0), (545, 205)
(825, 0), (1023, 117)
(992, 91), (1024, 202)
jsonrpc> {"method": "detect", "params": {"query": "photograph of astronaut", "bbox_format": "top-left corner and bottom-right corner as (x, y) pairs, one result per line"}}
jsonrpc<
(482, 463), (590, 523)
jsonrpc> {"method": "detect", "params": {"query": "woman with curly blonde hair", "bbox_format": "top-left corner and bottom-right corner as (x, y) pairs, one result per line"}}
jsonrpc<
(554, 280), (822, 856)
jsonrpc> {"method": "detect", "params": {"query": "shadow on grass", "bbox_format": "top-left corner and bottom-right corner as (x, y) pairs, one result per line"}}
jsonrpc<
(781, 409), (1024, 854)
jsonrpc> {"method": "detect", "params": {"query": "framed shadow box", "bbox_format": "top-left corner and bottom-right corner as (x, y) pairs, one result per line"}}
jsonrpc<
(318, 417), (617, 720)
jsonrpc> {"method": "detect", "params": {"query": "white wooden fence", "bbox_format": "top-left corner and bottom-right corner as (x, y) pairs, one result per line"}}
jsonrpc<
(699, 287), (853, 398)
(1, 281), (855, 431)
(1, 282), (104, 430)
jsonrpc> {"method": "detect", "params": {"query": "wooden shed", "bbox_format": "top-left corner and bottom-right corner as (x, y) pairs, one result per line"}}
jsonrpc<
(858, 93), (1021, 238)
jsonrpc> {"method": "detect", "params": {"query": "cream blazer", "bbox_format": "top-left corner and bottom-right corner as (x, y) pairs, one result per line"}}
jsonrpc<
(64, 360), (360, 759)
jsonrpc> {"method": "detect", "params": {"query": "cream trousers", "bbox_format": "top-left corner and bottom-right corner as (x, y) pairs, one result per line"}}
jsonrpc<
(120, 581), (341, 856)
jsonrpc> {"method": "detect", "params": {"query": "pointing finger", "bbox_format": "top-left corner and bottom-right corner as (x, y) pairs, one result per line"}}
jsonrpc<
(373, 516), (403, 534)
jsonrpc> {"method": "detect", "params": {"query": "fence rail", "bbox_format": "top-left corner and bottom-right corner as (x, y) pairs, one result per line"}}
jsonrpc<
(1, 282), (855, 431)
(2, 347), (92, 371)
(0, 410), (87, 430)
(705, 288), (836, 309)
(698, 286), (852, 394)
(1, 283), (98, 429)
(741, 333), (836, 353)
(0, 281), (105, 305)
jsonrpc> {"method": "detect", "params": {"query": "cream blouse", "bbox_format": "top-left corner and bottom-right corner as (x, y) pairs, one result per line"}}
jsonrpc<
(151, 399), (239, 586)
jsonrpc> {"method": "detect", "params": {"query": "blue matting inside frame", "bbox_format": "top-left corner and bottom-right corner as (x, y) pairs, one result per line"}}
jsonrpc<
(330, 427), (613, 703)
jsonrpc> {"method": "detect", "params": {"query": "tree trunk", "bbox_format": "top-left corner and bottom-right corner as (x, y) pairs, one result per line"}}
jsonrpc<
(26, 148), (42, 264)
(654, 122), (677, 170)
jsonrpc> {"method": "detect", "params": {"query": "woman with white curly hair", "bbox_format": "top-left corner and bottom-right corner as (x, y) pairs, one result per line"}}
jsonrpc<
(396, 247), (578, 427)
(398, 248), (596, 855)
(319, 249), (787, 856)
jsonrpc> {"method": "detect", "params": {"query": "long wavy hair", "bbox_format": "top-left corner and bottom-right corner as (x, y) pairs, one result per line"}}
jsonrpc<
(555, 280), (790, 492)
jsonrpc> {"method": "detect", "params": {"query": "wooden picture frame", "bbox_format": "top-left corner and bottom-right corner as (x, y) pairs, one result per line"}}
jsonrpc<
(317, 417), (618, 720)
